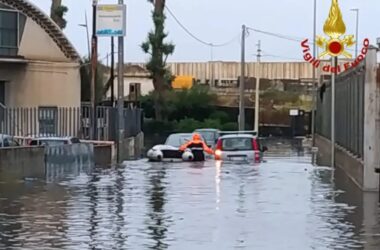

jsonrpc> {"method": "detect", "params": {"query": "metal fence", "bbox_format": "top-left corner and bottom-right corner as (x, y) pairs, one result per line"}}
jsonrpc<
(0, 105), (142, 141)
(316, 62), (365, 158)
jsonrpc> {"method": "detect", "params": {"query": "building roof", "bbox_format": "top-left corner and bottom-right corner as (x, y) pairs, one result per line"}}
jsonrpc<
(0, 0), (80, 61)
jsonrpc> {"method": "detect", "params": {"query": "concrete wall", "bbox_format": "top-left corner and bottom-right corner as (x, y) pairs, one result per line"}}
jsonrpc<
(94, 145), (113, 166)
(0, 147), (45, 180)
(122, 132), (144, 161)
(316, 135), (364, 189)
(0, 61), (80, 108)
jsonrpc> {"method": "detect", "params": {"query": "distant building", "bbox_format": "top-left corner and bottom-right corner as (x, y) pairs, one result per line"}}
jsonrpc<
(107, 64), (153, 99)
(0, 0), (81, 108)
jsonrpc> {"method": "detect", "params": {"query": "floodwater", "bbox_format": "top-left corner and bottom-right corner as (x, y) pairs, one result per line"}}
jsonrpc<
(0, 156), (379, 249)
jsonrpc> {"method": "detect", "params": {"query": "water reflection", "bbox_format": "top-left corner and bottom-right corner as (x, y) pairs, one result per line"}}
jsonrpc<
(0, 158), (379, 249)
(145, 166), (169, 250)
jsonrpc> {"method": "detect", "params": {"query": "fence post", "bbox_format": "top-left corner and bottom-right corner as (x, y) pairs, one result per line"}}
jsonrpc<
(363, 47), (380, 191)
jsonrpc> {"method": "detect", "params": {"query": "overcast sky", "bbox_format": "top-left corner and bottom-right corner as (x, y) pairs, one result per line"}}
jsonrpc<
(29, 0), (379, 64)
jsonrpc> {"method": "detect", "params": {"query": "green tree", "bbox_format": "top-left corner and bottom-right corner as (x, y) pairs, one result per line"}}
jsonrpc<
(141, 0), (175, 121)
(50, 0), (68, 29)
(80, 57), (107, 103)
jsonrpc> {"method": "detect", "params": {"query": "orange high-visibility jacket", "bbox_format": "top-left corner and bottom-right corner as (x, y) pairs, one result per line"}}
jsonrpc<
(179, 133), (214, 155)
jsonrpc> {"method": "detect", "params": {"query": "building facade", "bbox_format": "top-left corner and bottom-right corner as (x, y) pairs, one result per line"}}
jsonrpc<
(0, 0), (81, 108)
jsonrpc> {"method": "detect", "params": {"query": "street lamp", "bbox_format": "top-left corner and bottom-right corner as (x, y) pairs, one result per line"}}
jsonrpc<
(79, 11), (91, 58)
(350, 8), (359, 58)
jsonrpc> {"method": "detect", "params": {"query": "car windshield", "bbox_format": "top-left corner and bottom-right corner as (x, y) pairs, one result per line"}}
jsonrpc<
(222, 137), (253, 151)
(197, 131), (215, 142)
(165, 134), (192, 147)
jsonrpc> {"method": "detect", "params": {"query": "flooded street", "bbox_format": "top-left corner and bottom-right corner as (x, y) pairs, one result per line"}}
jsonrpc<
(0, 157), (379, 249)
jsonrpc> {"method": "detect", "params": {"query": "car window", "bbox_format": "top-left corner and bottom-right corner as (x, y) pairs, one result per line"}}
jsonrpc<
(30, 140), (39, 146)
(165, 135), (191, 147)
(198, 131), (215, 141)
(222, 137), (253, 151)
(8, 139), (19, 147)
(1, 138), (9, 147)
(41, 140), (66, 146)
(70, 138), (81, 144)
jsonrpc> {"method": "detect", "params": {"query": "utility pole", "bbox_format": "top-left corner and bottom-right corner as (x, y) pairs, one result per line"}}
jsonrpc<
(210, 44), (215, 88)
(111, 37), (115, 106)
(350, 8), (359, 58)
(331, 57), (337, 168)
(254, 40), (261, 133)
(91, 0), (98, 140)
(117, 0), (125, 162)
(239, 25), (246, 131)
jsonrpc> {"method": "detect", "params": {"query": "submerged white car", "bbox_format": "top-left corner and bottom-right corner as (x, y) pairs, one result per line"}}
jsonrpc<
(147, 133), (206, 162)
(214, 131), (267, 163)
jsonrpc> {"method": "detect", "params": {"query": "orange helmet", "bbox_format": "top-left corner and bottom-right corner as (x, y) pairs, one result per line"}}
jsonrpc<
(192, 133), (201, 141)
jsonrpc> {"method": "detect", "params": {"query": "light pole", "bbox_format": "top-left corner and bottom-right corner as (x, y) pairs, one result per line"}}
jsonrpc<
(79, 11), (91, 58)
(239, 25), (246, 131)
(91, 0), (98, 140)
(254, 40), (261, 133)
(350, 8), (359, 58)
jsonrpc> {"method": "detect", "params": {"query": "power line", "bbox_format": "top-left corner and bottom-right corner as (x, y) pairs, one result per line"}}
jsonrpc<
(247, 26), (356, 52)
(165, 5), (239, 47)
(246, 27), (303, 43)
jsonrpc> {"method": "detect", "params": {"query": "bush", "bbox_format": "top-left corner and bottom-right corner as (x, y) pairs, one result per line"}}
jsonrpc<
(175, 118), (202, 133)
(143, 119), (177, 135)
(209, 111), (230, 123)
(221, 122), (238, 131)
(141, 87), (218, 121)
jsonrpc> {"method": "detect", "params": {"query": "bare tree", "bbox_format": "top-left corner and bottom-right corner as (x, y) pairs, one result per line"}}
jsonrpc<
(141, 0), (175, 121)
(50, 0), (68, 29)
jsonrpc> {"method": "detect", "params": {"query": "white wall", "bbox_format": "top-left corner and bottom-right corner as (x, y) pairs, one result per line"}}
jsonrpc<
(18, 18), (70, 62)
(106, 77), (154, 98)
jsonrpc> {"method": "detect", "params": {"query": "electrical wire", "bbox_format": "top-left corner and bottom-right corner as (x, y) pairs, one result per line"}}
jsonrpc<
(165, 5), (239, 47)
(247, 26), (356, 53)
(246, 27), (303, 43)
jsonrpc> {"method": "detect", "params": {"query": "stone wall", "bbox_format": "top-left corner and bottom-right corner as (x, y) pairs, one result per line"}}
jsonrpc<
(94, 145), (113, 166)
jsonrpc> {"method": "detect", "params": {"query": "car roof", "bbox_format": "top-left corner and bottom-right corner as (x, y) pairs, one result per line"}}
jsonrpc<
(0, 134), (13, 141)
(195, 128), (220, 132)
(0, 134), (12, 138)
(168, 133), (193, 137)
(220, 134), (256, 139)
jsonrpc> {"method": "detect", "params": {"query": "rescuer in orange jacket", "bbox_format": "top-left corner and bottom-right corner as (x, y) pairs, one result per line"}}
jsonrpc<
(179, 133), (214, 155)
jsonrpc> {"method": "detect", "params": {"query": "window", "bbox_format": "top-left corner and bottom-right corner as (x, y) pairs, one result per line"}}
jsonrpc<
(0, 9), (18, 56)
(0, 81), (4, 105)
(222, 137), (253, 151)
(0, 9), (25, 56)
(70, 138), (81, 144)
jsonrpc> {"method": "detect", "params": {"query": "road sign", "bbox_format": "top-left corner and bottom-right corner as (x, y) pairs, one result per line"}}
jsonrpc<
(96, 4), (126, 37)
